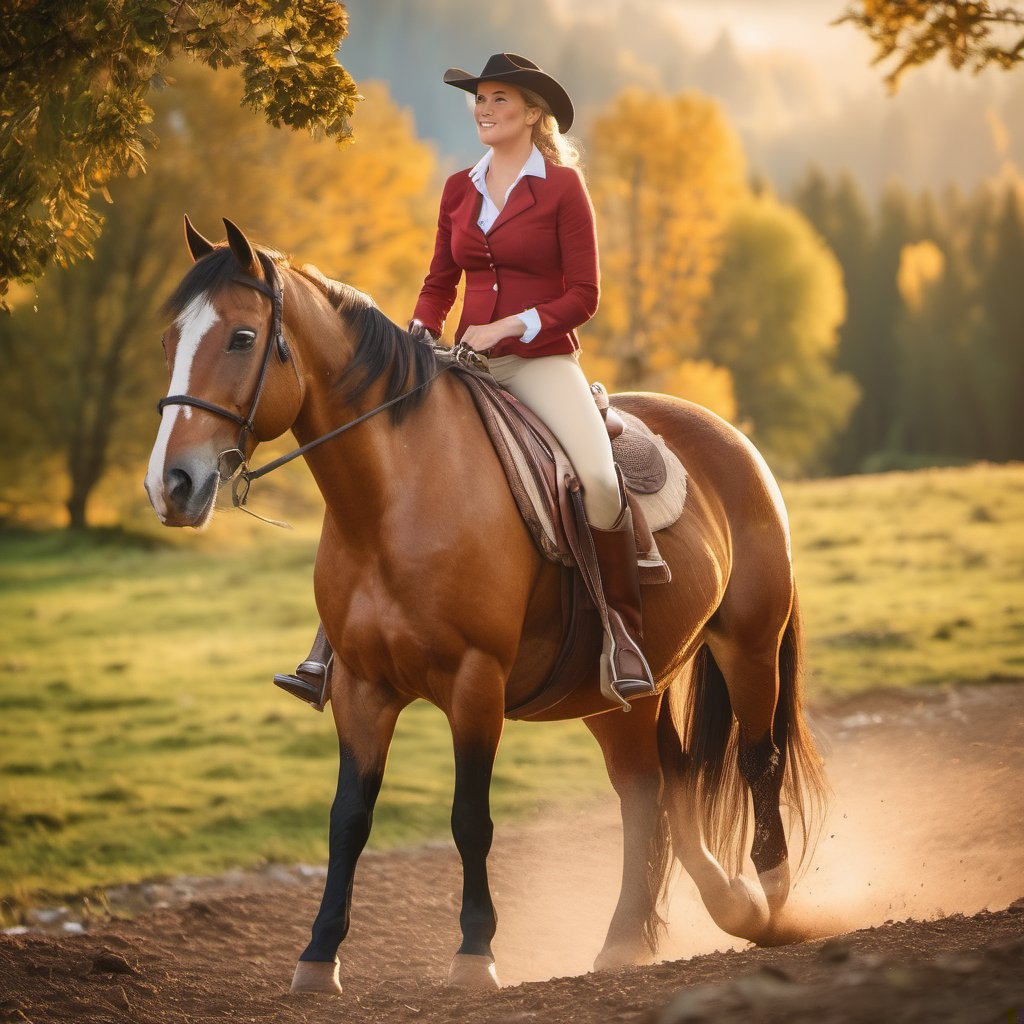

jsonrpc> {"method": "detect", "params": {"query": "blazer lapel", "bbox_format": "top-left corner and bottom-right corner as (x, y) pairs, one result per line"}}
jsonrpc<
(452, 180), (485, 238)
(489, 176), (538, 235)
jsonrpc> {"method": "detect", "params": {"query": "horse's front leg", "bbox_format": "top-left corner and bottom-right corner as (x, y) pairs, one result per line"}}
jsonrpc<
(290, 672), (408, 994)
(446, 668), (505, 990)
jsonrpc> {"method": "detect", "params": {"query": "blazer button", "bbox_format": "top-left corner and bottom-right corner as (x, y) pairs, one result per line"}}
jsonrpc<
(492, 283), (498, 292)
(489, 262), (494, 269)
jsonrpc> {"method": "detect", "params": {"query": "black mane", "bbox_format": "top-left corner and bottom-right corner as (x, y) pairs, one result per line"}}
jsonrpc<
(162, 246), (439, 424)
(332, 303), (440, 424)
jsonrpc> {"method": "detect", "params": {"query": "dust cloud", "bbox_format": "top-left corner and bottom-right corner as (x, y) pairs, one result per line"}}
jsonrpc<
(490, 684), (1023, 985)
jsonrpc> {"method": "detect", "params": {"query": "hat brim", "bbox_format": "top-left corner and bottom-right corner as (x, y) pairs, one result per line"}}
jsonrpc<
(444, 67), (574, 134)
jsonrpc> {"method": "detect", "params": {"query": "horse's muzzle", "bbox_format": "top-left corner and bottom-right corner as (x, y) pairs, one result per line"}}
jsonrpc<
(148, 459), (220, 528)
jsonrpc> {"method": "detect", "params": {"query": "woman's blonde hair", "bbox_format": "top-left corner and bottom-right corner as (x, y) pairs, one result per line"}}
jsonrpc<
(465, 83), (582, 169)
(518, 86), (581, 169)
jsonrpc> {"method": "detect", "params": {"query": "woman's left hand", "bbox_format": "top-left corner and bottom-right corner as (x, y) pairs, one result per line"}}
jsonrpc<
(461, 315), (525, 353)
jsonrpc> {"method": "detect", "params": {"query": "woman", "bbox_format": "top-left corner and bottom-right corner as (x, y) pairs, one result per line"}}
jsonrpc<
(275, 53), (656, 711)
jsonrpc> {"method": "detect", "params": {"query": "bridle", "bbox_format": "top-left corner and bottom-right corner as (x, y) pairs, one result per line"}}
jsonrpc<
(158, 251), (291, 453)
(155, 252), (477, 525)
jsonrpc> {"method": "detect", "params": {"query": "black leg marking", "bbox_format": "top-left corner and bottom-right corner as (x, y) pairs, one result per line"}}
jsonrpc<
(739, 731), (788, 875)
(301, 743), (383, 962)
(451, 745), (497, 958)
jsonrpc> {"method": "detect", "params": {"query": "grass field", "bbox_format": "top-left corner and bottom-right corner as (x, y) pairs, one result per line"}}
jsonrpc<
(1, 462), (1022, 923)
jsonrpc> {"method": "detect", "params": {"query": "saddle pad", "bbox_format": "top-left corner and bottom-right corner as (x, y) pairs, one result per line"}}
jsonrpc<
(459, 371), (687, 568)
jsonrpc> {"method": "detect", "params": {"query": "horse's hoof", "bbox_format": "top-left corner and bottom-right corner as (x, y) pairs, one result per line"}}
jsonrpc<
(447, 953), (500, 990)
(703, 874), (771, 941)
(289, 958), (341, 994)
(593, 941), (655, 972)
(758, 861), (791, 917)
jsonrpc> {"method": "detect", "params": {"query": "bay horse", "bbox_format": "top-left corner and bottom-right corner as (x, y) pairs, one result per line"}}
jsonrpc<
(145, 218), (827, 994)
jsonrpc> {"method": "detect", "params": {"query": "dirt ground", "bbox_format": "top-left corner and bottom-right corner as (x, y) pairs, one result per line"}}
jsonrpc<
(2, 683), (1022, 1024)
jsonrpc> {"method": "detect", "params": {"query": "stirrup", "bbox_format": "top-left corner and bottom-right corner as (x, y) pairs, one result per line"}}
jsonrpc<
(599, 637), (656, 712)
(273, 660), (330, 712)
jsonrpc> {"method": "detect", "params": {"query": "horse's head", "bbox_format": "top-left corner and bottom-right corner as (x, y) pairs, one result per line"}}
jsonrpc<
(145, 217), (304, 527)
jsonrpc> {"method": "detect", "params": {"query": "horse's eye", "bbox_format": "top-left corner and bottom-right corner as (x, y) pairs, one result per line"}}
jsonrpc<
(229, 329), (257, 352)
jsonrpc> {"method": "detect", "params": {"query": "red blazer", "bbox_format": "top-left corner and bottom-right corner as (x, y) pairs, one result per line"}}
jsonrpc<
(413, 160), (600, 359)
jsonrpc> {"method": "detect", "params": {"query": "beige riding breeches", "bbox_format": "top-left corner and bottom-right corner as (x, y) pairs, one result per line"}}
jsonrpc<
(487, 353), (622, 529)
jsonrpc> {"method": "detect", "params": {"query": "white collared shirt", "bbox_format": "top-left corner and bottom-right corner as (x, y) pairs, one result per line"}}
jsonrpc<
(467, 146), (544, 343)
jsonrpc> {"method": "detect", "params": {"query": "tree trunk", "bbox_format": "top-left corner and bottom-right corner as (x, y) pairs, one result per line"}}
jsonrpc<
(66, 479), (89, 530)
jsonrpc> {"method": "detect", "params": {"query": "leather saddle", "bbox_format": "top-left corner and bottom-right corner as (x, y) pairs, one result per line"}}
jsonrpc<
(443, 351), (687, 719)
(452, 366), (683, 584)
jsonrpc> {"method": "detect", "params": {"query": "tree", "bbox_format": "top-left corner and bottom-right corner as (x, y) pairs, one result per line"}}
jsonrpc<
(0, 0), (358, 310)
(890, 240), (986, 461)
(587, 88), (746, 390)
(699, 194), (858, 476)
(842, 181), (918, 468)
(793, 170), (876, 472)
(0, 63), (438, 528)
(836, 1), (1024, 91)
(663, 359), (737, 423)
(970, 184), (1024, 459)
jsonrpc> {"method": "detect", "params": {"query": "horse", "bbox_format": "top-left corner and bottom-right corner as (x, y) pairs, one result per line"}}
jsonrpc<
(144, 217), (828, 995)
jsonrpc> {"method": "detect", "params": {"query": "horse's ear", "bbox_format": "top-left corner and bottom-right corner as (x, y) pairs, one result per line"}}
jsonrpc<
(223, 218), (257, 275)
(183, 215), (215, 261)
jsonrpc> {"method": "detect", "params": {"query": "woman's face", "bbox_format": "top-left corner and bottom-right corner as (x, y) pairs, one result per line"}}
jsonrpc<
(474, 82), (538, 149)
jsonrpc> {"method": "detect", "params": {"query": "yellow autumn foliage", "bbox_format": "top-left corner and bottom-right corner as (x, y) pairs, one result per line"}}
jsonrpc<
(588, 88), (747, 389)
(897, 240), (945, 313)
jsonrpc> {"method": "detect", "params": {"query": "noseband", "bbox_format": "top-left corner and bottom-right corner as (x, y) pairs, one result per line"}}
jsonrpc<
(157, 250), (290, 450)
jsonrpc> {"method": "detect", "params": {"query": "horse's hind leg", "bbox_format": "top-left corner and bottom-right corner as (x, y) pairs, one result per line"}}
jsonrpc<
(585, 695), (669, 970)
(705, 586), (794, 920)
(290, 674), (408, 994)
(738, 726), (789, 914)
(660, 583), (797, 943)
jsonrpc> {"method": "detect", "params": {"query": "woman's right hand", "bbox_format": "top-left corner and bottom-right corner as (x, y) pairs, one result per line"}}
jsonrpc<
(407, 319), (437, 343)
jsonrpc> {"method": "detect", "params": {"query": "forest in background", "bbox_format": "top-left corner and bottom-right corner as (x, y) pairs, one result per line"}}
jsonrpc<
(1, 2), (1022, 528)
(792, 170), (1024, 473)
(339, 0), (1024, 194)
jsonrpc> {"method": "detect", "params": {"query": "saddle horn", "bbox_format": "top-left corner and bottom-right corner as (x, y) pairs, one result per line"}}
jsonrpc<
(223, 217), (257, 275)
(183, 215), (215, 261)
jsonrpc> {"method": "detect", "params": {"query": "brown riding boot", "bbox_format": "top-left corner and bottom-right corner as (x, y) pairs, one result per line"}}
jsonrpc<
(273, 623), (333, 712)
(589, 504), (657, 709)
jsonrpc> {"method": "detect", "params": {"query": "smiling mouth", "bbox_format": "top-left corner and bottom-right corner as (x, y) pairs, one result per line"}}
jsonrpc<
(478, 121), (496, 128)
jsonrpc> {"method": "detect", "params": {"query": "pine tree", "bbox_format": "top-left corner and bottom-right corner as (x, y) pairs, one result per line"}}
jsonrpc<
(971, 185), (1024, 459)
(793, 170), (874, 472)
(849, 182), (917, 468)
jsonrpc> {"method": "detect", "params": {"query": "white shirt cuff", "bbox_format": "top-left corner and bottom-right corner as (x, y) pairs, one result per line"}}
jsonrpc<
(517, 308), (542, 343)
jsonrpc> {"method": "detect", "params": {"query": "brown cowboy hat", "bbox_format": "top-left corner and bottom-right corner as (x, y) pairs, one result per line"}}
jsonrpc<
(443, 53), (574, 134)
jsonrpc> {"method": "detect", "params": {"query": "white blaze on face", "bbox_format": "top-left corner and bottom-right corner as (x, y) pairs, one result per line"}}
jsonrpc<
(145, 296), (220, 517)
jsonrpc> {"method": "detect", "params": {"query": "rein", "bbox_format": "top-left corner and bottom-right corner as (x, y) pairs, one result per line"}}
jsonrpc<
(156, 255), (485, 526)
(228, 357), (460, 517)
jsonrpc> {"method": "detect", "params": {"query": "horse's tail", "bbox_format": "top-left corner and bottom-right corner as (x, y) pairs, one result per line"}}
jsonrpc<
(772, 590), (830, 870)
(657, 589), (828, 876)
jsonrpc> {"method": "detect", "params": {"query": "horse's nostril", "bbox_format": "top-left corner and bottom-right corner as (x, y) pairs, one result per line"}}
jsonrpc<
(166, 467), (193, 508)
